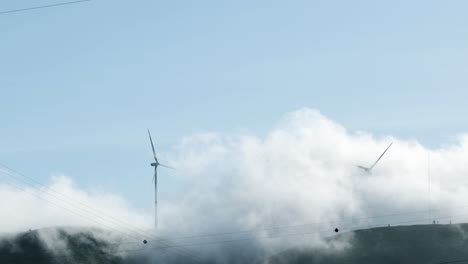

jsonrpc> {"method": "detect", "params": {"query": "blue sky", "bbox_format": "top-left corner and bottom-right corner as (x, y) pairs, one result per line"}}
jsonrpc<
(1, 0), (468, 209)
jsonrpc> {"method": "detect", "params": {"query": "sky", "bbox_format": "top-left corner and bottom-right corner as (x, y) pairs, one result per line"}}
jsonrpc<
(1, 0), (468, 212)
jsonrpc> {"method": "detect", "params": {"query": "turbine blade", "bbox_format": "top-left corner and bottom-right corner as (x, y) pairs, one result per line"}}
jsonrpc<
(159, 164), (175, 170)
(147, 129), (158, 163)
(370, 142), (393, 169)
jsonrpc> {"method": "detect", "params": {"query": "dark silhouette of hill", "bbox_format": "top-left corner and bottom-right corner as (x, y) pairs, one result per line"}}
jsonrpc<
(0, 227), (219, 264)
(0, 226), (264, 264)
(268, 224), (468, 264)
(0, 227), (125, 264)
(4, 224), (468, 264)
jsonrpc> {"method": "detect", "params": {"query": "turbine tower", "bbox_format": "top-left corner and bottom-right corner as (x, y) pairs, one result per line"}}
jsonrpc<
(357, 142), (393, 173)
(148, 129), (173, 228)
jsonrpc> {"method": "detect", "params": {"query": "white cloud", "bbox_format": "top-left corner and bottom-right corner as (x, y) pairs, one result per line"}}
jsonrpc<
(159, 108), (468, 249)
(0, 174), (151, 234)
(3, 107), (468, 259)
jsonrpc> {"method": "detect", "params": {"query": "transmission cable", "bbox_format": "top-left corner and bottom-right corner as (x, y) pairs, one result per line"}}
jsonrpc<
(0, 0), (90, 15)
(0, 168), (202, 262)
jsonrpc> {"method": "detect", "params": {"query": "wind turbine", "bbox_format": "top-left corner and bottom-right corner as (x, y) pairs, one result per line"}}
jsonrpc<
(148, 129), (174, 228)
(357, 142), (393, 173)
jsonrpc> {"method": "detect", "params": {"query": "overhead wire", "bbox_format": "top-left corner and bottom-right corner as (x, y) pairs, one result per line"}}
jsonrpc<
(0, 175), (202, 262)
(3, 162), (468, 262)
(6, 176), (468, 253)
(4, 166), (468, 261)
(0, 0), (90, 15)
(0, 166), (202, 262)
(67, 211), (468, 256)
(5, 212), (468, 263)
(160, 205), (467, 242)
(3, 163), (468, 249)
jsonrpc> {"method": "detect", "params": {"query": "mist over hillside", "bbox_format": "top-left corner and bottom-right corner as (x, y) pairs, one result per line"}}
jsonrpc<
(0, 227), (198, 264)
(0, 226), (267, 264)
(5, 109), (468, 263)
(3, 224), (468, 264)
(268, 223), (468, 264)
(0, 228), (114, 264)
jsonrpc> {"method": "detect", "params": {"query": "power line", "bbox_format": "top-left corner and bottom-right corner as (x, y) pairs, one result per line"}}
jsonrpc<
(3, 165), (468, 260)
(103, 212), (468, 255)
(4, 166), (468, 263)
(3, 163), (468, 247)
(0, 166), (203, 262)
(4, 162), (468, 261)
(0, 172), (202, 262)
(0, 0), (90, 15)
(4, 210), (468, 262)
(31, 201), (468, 254)
(147, 199), (468, 244)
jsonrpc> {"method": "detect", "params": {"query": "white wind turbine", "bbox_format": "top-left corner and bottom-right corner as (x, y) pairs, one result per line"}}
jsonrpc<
(148, 129), (174, 228)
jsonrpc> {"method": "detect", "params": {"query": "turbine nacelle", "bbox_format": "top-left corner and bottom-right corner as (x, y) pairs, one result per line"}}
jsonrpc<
(357, 165), (371, 173)
(357, 142), (393, 174)
(151, 162), (158, 167)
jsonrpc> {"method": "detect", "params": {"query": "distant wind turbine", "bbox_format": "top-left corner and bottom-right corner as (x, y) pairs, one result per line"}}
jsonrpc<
(148, 129), (174, 228)
(357, 142), (393, 173)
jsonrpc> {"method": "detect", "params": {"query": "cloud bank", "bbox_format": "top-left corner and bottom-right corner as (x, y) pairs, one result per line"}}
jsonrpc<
(3, 108), (468, 261)
(161, 108), (468, 250)
(0, 175), (151, 233)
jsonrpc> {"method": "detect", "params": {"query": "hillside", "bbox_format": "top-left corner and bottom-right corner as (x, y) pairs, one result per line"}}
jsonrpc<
(0, 227), (194, 264)
(3, 224), (468, 264)
(0, 227), (125, 264)
(268, 224), (468, 264)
